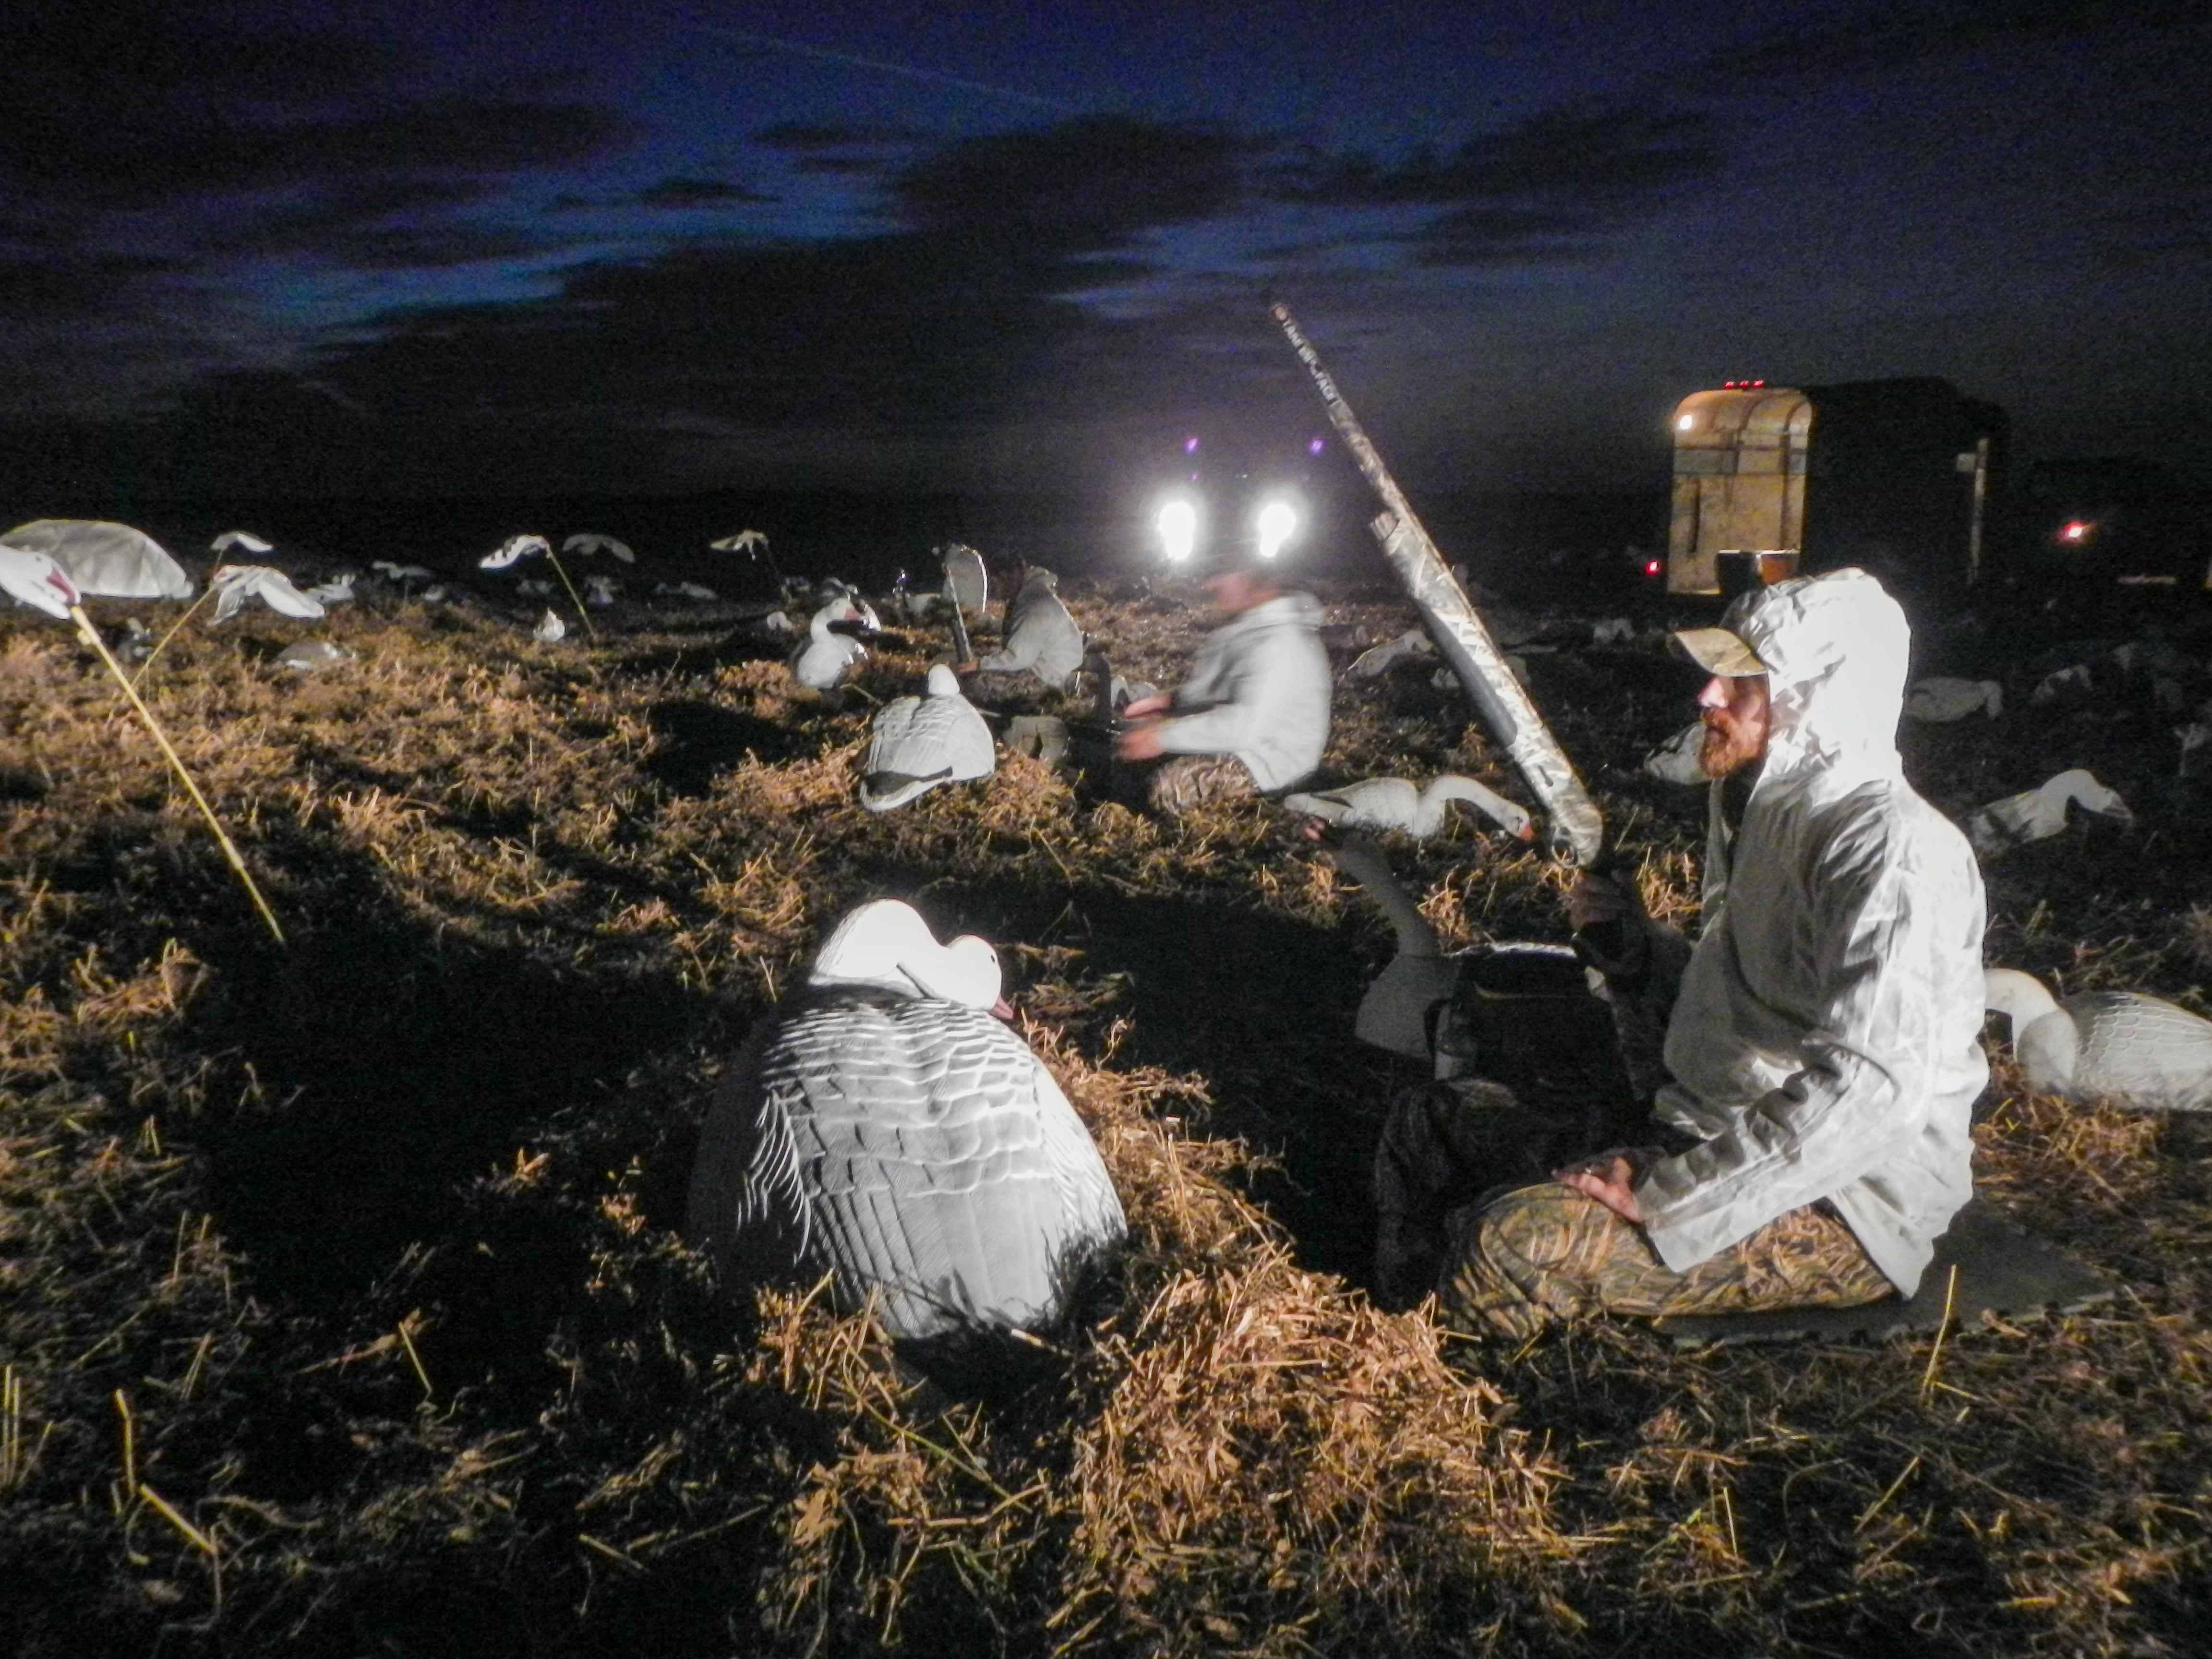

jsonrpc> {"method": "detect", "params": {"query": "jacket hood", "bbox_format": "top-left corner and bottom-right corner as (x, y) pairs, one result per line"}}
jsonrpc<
(1224, 590), (1323, 632)
(1723, 568), (1908, 787)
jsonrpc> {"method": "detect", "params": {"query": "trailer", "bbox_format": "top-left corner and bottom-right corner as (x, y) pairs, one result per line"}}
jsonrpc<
(1666, 377), (2005, 597)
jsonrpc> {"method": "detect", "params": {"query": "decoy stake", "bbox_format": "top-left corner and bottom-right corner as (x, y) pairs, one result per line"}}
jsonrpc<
(543, 546), (596, 637)
(70, 605), (287, 945)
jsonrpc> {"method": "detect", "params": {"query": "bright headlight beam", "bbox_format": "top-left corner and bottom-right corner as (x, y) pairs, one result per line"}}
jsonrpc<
(1255, 501), (1298, 561)
(1156, 498), (1198, 563)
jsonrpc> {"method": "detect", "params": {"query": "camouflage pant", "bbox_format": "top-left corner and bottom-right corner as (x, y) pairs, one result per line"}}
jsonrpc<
(1373, 1081), (1892, 1336)
(1148, 752), (1261, 817)
(1441, 1183), (1894, 1340)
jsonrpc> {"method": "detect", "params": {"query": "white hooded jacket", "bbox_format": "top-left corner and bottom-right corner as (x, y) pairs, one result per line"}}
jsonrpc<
(1635, 569), (1988, 1295)
(1157, 590), (1332, 792)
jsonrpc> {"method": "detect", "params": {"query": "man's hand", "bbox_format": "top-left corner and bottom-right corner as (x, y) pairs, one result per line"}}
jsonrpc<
(1563, 868), (1647, 933)
(1552, 1151), (1647, 1223)
(1116, 719), (1166, 761)
(1119, 694), (1170, 720)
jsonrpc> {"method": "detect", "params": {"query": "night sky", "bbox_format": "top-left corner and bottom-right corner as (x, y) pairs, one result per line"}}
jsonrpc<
(4, 0), (2207, 504)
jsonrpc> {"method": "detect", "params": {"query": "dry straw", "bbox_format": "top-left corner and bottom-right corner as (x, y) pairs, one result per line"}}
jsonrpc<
(69, 603), (285, 944)
(0, 578), (2206, 1654)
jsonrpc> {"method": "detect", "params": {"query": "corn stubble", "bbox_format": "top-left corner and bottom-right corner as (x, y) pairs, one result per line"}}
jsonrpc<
(0, 583), (2206, 1656)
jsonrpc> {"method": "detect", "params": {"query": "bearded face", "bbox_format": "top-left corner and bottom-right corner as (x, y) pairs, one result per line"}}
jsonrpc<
(1698, 673), (1772, 778)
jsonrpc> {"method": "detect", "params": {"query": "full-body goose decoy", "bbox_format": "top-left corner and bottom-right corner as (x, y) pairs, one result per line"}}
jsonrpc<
(1908, 677), (2003, 722)
(860, 665), (996, 811)
(791, 599), (869, 692)
(1641, 721), (1708, 785)
(1283, 775), (1536, 842)
(686, 900), (1127, 1339)
(1322, 831), (1460, 1059)
(1985, 968), (2212, 1111)
(1320, 835), (1623, 1127)
(1965, 768), (2132, 857)
(974, 566), (1083, 691)
(806, 577), (881, 633)
(1347, 627), (1435, 678)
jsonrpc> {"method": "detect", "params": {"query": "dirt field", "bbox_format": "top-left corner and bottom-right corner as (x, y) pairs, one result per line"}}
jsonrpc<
(2, 572), (2208, 1655)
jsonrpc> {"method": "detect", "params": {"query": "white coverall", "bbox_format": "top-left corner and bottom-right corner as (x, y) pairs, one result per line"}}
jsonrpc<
(1634, 569), (1989, 1296)
(1155, 591), (1332, 792)
(975, 570), (1085, 690)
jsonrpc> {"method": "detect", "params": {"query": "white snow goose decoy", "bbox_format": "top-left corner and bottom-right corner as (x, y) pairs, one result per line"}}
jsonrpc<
(791, 598), (869, 691)
(1908, 677), (2004, 722)
(1284, 775), (1536, 842)
(1641, 721), (1708, 785)
(686, 900), (1127, 1339)
(1965, 768), (2132, 857)
(1985, 968), (2212, 1112)
(1347, 627), (1435, 679)
(860, 664), (995, 811)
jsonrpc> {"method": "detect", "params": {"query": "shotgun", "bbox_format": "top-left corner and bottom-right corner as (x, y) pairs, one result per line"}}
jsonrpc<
(1272, 301), (1605, 866)
(945, 587), (974, 668)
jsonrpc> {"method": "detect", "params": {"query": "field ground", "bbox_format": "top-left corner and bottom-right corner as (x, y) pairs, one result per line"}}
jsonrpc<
(2, 572), (2209, 1656)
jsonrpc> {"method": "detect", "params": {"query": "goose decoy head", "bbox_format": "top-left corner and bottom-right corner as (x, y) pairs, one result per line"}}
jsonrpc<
(0, 547), (82, 619)
(809, 900), (1007, 1012)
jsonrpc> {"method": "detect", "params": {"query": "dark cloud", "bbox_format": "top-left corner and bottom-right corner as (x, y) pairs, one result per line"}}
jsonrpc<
(634, 176), (776, 208)
(4, 0), (386, 114)
(214, 177), (493, 255)
(316, 222), (561, 270)
(0, 252), (184, 322)
(1715, 0), (2205, 80)
(3, 1), (636, 214)
(6, 96), (637, 206)
(792, 154), (894, 177)
(1412, 204), (1614, 267)
(93, 116), (1279, 494)
(893, 116), (1240, 245)
(1267, 106), (1722, 265)
(754, 121), (931, 149)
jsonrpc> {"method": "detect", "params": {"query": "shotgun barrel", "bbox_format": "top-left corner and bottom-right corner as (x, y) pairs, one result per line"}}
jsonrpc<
(1272, 301), (1604, 866)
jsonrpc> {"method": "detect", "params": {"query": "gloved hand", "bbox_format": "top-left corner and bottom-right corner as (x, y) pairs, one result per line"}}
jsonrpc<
(1564, 866), (1652, 986)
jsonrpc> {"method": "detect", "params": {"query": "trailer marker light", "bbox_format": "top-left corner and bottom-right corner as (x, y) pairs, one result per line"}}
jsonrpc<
(1677, 414), (1695, 431)
(1645, 559), (1662, 576)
